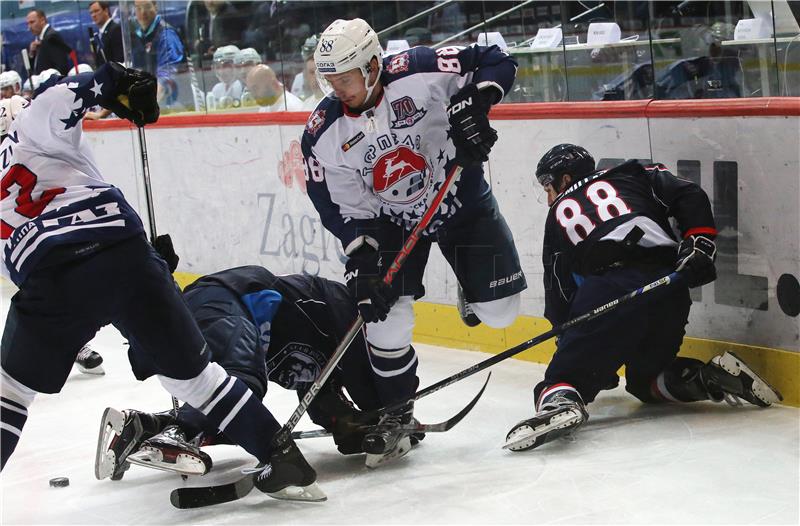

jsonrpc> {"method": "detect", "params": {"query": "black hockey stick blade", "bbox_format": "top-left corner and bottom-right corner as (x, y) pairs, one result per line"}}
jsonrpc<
(398, 372), (491, 433)
(170, 473), (255, 509)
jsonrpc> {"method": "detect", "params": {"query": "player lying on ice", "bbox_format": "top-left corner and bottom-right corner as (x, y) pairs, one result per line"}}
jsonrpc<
(0, 64), (324, 502)
(504, 144), (783, 452)
(302, 18), (527, 467)
(96, 265), (423, 482)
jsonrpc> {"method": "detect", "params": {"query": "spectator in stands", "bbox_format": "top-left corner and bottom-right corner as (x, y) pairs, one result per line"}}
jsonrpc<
(244, 64), (303, 112)
(89, 1), (124, 66)
(290, 35), (325, 106)
(207, 45), (243, 110)
(187, 0), (244, 64)
(26, 9), (72, 75)
(241, 2), (281, 61)
(130, 0), (185, 106)
(0, 71), (23, 99)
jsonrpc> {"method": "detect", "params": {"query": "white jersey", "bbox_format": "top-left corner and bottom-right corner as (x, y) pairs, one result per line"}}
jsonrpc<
(1, 68), (144, 285)
(257, 91), (305, 112)
(301, 45), (516, 250)
(211, 79), (243, 103)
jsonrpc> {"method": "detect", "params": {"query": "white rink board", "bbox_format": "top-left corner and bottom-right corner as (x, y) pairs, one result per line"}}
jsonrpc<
(85, 113), (800, 350)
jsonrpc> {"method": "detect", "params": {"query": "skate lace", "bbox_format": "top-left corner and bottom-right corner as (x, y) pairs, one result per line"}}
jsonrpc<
(375, 411), (403, 431)
(242, 463), (272, 480)
(76, 345), (94, 361)
(722, 393), (743, 407)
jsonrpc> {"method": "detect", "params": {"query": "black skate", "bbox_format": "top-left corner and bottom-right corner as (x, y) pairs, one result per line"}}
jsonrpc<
(702, 352), (783, 407)
(95, 408), (151, 480)
(127, 425), (212, 476)
(75, 344), (104, 375)
(362, 402), (417, 469)
(504, 391), (589, 452)
(246, 440), (326, 502)
(457, 284), (481, 327)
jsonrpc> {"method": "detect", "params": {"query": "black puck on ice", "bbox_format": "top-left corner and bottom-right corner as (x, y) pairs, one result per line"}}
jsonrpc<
(49, 477), (70, 488)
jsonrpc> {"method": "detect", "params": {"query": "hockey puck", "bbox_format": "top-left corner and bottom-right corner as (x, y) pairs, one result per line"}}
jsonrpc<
(49, 477), (70, 488)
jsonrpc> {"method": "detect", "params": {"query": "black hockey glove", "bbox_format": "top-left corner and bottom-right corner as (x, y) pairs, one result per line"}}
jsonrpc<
(99, 62), (159, 127)
(344, 237), (398, 323)
(446, 84), (499, 167)
(676, 235), (717, 288)
(306, 382), (379, 455)
(153, 234), (179, 273)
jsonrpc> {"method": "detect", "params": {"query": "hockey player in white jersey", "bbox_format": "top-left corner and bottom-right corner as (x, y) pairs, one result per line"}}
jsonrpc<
(208, 45), (243, 110)
(302, 19), (527, 467)
(0, 63), (322, 502)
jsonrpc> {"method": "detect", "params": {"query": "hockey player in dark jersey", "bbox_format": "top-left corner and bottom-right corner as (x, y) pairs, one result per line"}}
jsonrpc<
(504, 144), (782, 452)
(96, 265), (392, 480)
(302, 18), (526, 467)
(0, 65), (321, 502)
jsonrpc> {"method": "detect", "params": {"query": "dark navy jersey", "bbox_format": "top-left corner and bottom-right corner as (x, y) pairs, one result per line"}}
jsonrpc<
(185, 266), (362, 390)
(301, 44), (516, 250)
(543, 160), (716, 325)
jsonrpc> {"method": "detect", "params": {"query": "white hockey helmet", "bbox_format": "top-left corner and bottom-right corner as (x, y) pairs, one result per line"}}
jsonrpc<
(234, 47), (261, 66)
(0, 95), (28, 138)
(213, 45), (240, 82)
(68, 63), (94, 76)
(31, 69), (61, 91)
(314, 18), (383, 97)
(0, 70), (23, 95)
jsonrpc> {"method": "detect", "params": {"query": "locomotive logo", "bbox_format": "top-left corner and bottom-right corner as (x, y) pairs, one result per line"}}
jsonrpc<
(372, 146), (431, 205)
(386, 52), (410, 74)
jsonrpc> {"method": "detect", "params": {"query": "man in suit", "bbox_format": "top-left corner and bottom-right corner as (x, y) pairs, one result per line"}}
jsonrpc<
(26, 9), (72, 75)
(89, 1), (124, 66)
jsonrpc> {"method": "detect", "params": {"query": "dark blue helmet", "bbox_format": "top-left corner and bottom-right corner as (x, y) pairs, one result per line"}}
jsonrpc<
(535, 144), (596, 188)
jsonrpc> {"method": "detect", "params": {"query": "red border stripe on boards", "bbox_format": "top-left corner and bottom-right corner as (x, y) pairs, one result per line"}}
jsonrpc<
(83, 97), (800, 131)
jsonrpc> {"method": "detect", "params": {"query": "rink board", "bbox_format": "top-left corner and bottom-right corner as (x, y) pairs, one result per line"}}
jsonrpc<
(80, 98), (800, 405)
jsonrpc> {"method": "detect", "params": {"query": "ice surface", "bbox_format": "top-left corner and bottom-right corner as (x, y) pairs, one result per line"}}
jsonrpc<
(1, 323), (798, 524)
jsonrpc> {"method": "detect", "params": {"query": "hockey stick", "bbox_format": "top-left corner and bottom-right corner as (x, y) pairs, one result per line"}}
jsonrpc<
(136, 125), (180, 415)
(290, 371), (492, 440)
(374, 271), (684, 417)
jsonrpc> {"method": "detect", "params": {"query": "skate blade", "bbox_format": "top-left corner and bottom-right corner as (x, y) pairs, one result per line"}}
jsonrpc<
(128, 448), (208, 476)
(77, 363), (105, 375)
(365, 436), (412, 469)
(718, 352), (783, 406)
(503, 410), (583, 452)
(266, 481), (327, 502)
(95, 407), (124, 480)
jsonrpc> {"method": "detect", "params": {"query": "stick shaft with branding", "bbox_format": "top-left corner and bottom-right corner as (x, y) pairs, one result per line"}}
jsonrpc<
(376, 272), (683, 414)
(272, 165), (464, 447)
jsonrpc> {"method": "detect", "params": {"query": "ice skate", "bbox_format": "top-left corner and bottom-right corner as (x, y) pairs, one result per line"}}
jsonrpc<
(457, 284), (481, 327)
(127, 425), (212, 476)
(363, 402), (418, 469)
(95, 408), (151, 480)
(247, 440), (326, 502)
(75, 344), (104, 375)
(701, 352), (782, 407)
(504, 386), (589, 452)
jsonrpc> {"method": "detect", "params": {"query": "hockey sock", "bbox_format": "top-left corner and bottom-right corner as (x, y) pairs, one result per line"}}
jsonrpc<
(159, 363), (281, 463)
(367, 343), (419, 406)
(1, 370), (36, 471)
(1, 397), (27, 470)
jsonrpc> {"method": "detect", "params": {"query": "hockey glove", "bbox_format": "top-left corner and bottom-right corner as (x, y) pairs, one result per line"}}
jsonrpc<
(344, 237), (398, 323)
(446, 84), (500, 167)
(306, 381), (379, 455)
(153, 234), (179, 273)
(676, 234), (717, 288)
(100, 62), (159, 127)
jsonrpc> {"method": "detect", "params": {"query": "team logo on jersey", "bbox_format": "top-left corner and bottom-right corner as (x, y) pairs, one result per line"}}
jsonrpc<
(305, 109), (326, 136)
(390, 96), (427, 129)
(386, 52), (410, 74)
(266, 342), (325, 390)
(372, 146), (431, 205)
